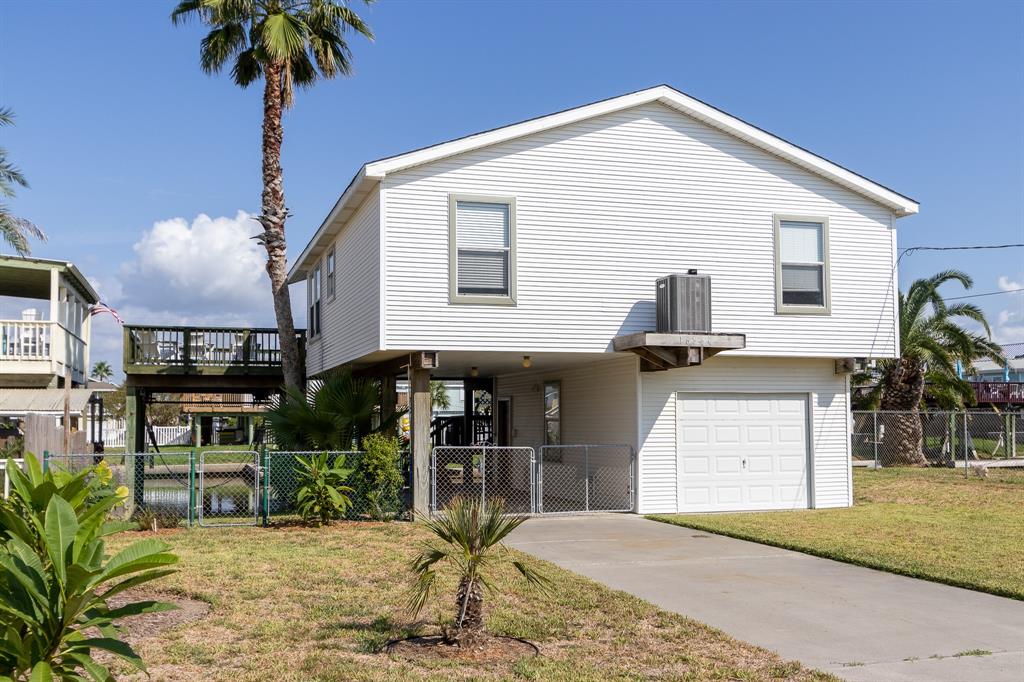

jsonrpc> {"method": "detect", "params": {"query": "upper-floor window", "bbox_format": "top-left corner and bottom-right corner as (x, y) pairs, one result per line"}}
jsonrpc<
(774, 215), (830, 314)
(308, 261), (321, 337)
(449, 195), (516, 305)
(325, 248), (336, 300)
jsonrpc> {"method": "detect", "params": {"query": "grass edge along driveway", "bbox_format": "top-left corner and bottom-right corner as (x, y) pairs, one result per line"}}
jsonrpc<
(648, 468), (1024, 601)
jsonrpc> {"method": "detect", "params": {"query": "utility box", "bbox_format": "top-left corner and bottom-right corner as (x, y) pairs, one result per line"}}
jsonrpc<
(656, 272), (712, 333)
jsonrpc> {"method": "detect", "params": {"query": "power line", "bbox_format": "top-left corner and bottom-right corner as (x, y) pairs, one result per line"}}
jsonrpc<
(944, 287), (1024, 300)
(900, 243), (1024, 256)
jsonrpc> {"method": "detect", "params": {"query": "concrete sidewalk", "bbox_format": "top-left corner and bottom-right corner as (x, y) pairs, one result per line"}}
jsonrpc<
(507, 514), (1024, 681)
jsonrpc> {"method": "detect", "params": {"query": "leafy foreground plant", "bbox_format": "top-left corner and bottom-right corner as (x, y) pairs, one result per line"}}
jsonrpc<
(0, 453), (178, 680)
(294, 453), (354, 527)
(408, 497), (547, 648)
(350, 434), (404, 521)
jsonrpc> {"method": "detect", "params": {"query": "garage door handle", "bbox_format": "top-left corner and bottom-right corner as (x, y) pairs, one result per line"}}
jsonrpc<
(742, 458), (747, 468)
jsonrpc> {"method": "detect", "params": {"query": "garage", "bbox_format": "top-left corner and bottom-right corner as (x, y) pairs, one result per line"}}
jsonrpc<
(677, 393), (810, 512)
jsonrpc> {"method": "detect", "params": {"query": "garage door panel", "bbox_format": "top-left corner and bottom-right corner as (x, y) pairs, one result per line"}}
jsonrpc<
(678, 393), (809, 512)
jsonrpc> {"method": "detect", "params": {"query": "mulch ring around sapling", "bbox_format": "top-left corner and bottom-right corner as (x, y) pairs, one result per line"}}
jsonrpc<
(384, 634), (539, 663)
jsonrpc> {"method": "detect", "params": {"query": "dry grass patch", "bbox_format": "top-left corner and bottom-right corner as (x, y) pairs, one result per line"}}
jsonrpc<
(107, 521), (832, 681)
(650, 468), (1024, 600)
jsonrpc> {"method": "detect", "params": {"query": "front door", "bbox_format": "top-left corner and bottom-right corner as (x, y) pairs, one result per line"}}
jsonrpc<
(496, 397), (512, 446)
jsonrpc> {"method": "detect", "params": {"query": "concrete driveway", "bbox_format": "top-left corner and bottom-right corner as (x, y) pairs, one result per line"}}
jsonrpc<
(507, 514), (1024, 681)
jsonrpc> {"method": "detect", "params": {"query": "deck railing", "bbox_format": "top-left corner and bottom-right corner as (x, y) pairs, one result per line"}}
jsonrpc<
(0, 320), (52, 360)
(123, 325), (304, 374)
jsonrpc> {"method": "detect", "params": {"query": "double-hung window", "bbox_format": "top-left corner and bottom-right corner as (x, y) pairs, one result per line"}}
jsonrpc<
(325, 248), (335, 300)
(775, 215), (830, 314)
(449, 195), (516, 304)
(308, 262), (321, 337)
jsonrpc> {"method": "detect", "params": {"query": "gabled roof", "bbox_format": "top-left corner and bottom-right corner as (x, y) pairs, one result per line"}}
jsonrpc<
(289, 85), (919, 283)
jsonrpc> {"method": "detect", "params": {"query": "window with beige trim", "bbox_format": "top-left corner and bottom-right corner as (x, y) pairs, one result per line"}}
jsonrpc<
(775, 215), (830, 314)
(325, 248), (335, 300)
(449, 195), (516, 304)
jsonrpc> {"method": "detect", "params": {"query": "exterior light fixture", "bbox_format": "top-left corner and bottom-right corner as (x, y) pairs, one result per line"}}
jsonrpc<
(522, 355), (532, 368)
(470, 366), (479, 377)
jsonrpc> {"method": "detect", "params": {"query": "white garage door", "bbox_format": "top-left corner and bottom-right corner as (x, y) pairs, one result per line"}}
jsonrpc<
(677, 393), (809, 512)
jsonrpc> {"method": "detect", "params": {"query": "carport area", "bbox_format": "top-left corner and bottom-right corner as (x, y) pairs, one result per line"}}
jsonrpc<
(507, 514), (1024, 682)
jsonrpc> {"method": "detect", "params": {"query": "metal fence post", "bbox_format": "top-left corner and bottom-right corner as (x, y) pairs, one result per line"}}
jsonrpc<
(261, 446), (270, 527)
(42, 450), (49, 472)
(584, 444), (590, 512)
(187, 449), (196, 527)
(536, 447), (543, 514)
(429, 447), (436, 514)
(963, 411), (969, 476)
(872, 413), (879, 468)
(480, 445), (487, 507)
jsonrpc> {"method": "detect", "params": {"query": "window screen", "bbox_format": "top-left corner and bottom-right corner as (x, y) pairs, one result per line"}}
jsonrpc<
(779, 220), (825, 307)
(456, 201), (510, 296)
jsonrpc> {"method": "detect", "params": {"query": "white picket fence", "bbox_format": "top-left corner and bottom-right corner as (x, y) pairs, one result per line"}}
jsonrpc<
(104, 425), (191, 449)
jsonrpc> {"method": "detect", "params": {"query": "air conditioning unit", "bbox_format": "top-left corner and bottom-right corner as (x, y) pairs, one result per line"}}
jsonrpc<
(656, 271), (712, 333)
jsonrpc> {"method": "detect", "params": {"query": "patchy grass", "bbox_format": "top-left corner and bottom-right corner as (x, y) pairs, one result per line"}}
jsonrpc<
(108, 522), (833, 681)
(649, 468), (1024, 600)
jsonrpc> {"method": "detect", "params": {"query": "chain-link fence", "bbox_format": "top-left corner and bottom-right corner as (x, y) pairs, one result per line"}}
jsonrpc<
(537, 444), (634, 514)
(431, 446), (535, 514)
(852, 411), (1024, 471)
(39, 449), (408, 527)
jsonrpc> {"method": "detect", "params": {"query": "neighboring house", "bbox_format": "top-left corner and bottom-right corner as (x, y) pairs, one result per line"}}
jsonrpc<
(963, 342), (1024, 407)
(0, 256), (102, 445)
(288, 85), (918, 515)
(0, 255), (98, 388)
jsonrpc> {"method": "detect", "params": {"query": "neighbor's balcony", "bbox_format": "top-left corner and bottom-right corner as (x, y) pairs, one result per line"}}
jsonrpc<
(0, 319), (87, 382)
(123, 325), (305, 376)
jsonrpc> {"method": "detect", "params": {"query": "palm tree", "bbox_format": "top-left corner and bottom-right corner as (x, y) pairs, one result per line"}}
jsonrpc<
(91, 360), (114, 383)
(408, 497), (547, 648)
(430, 380), (452, 411)
(856, 270), (1004, 464)
(0, 107), (46, 255)
(171, 0), (373, 389)
(266, 369), (402, 450)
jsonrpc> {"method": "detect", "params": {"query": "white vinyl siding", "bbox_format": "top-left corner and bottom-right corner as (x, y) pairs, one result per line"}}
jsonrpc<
(306, 187), (381, 376)
(383, 102), (897, 358)
(495, 355), (639, 456)
(638, 356), (850, 513)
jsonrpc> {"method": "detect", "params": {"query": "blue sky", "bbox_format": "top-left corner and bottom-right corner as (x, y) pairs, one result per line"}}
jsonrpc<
(2, 0), (1022, 372)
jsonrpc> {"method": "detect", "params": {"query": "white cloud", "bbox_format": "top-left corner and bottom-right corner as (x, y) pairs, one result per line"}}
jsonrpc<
(114, 211), (272, 319)
(992, 274), (1024, 345)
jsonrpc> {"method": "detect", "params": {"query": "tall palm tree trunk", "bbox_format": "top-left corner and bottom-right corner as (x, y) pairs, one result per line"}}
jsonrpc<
(880, 359), (928, 466)
(261, 60), (302, 390)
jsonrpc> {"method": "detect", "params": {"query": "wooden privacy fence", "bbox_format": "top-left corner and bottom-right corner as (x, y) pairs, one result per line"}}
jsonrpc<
(23, 413), (91, 457)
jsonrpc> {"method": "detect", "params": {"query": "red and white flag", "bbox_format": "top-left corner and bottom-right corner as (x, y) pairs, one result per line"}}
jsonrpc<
(89, 302), (124, 325)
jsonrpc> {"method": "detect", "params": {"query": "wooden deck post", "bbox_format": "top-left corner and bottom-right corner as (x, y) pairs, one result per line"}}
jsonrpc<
(381, 374), (397, 425)
(410, 362), (431, 517)
(125, 387), (148, 509)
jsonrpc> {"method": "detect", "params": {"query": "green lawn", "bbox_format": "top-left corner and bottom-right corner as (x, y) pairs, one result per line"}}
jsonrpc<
(649, 468), (1024, 600)
(109, 523), (833, 681)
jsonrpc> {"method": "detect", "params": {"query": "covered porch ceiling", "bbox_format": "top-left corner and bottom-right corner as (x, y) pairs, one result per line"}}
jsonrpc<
(350, 350), (628, 379)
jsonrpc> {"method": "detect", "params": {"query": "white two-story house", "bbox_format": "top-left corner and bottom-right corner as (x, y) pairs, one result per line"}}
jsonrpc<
(288, 85), (917, 516)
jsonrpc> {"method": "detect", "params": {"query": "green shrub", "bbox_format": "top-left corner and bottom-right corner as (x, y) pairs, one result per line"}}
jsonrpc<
(294, 453), (354, 526)
(0, 453), (178, 680)
(351, 433), (404, 521)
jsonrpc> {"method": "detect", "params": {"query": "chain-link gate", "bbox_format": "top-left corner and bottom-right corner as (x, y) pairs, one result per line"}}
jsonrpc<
(431, 446), (535, 514)
(198, 450), (260, 526)
(537, 444), (634, 514)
